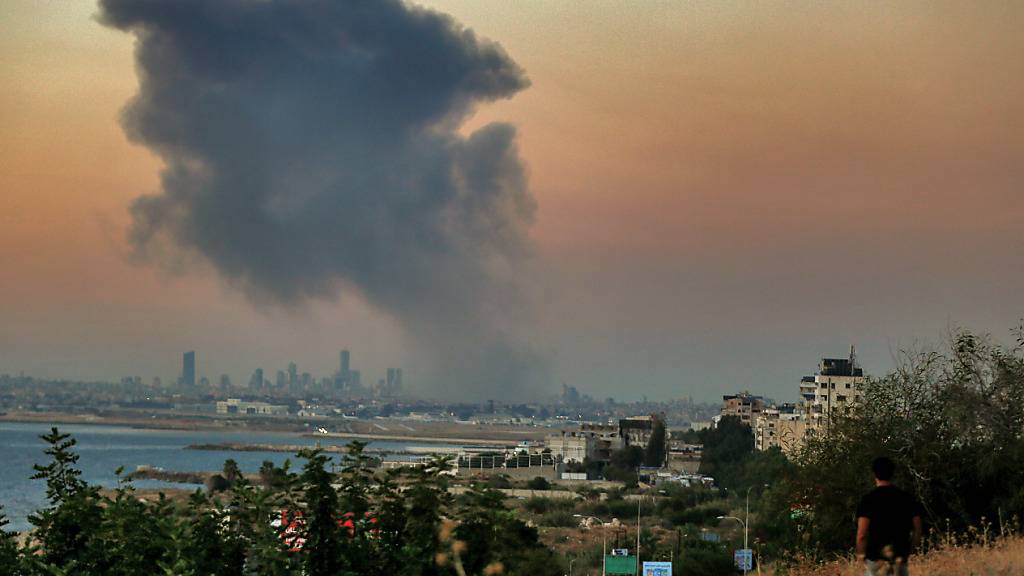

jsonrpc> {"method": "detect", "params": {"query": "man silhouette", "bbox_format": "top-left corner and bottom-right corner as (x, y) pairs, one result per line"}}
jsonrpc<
(856, 457), (923, 576)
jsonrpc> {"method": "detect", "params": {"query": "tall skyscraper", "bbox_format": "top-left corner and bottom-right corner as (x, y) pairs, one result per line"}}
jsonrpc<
(287, 362), (299, 393)
(384, 368), (403, 396)
(339, 350), (350, 377)
(182, 351), (196, 387)
(250, 368), (264, 393)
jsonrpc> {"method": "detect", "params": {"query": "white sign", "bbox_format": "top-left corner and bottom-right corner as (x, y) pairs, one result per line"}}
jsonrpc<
(642, 561), (673, 576)
(611, 548), (630, 557)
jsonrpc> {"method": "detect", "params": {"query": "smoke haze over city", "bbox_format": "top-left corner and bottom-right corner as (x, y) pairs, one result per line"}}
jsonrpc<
(98, 0), (546, 400)
(1, 1), (1023, 401)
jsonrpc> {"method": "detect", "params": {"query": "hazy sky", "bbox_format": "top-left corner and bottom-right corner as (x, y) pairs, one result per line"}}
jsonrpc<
(2, 1), (1022, 402)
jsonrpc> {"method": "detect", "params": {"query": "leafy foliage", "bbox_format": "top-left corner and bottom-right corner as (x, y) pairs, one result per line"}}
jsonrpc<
(698, 415), (754, 488)
(644, 415), (668, 467)
(10, 429), (566, 576)
(771, 326), (1024, 558)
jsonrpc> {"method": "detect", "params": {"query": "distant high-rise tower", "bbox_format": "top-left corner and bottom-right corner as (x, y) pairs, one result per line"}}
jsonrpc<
(182, 351), (196, 387)
(339, 350), (350, 377)
(384, 368), (403, 397)
(288, 362), (298, 391)
(250, 368), (264, 392)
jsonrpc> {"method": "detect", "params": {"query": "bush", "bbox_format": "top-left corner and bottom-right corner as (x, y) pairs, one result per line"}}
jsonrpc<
(487, 474), (513, 489)
(607, 498), (644, 520)
(663, 504), (728, 527)
(538, 511), (578, 528)
(527, 476), (551, 490)
(205, 473), (230, 493)
(676, 540), (735, 576)
(523, 497), (550, 514)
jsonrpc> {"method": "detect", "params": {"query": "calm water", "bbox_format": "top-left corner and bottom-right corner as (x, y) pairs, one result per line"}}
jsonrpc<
(0, 422), (456, 532)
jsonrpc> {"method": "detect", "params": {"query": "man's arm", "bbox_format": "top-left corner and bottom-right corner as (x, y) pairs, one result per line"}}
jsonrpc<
(856, 517), (870, 560)
(911, 515), (923, 553)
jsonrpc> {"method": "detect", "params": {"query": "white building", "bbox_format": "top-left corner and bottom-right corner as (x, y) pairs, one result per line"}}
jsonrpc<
(545, 431), (597, 463)
(754, 348), (866, 453)
(216, 398), (289, 416)
(800, 350), (865, 423)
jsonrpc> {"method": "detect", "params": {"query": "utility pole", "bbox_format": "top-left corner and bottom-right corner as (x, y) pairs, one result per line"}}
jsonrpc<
(636, 467), (643, 576)
(636, 495), (641, 576)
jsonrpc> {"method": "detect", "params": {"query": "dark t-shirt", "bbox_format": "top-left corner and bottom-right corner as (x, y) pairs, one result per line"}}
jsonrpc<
(856, 485), (922, 561)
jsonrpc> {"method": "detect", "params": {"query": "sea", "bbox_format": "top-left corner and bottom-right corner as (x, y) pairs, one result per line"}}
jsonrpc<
(0, 421), (458, 532)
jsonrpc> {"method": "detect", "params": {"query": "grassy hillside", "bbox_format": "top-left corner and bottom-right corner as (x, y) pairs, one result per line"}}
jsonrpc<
(770, 537), (1024, 575)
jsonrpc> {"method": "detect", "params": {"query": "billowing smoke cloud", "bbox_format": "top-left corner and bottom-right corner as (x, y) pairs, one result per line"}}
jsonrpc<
(100, 0), (547, 399)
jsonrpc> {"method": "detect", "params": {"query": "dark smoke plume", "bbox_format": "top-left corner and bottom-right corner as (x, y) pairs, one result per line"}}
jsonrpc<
(100, 0), (546, 399)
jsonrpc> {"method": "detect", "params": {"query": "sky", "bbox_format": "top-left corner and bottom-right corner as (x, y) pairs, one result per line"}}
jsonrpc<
(1, 0), (1022, 402)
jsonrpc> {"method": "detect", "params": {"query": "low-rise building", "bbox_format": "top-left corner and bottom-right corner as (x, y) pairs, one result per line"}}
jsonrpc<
(216, 398), (289, 416)
(546, 423), (624, 464)
(720, 392), (767, 426)
(545, 430), (596, 463)
(753, 403), (807, 454)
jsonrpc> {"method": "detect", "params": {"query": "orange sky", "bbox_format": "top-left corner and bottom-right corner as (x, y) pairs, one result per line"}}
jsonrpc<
(1, 1), (1022, 400)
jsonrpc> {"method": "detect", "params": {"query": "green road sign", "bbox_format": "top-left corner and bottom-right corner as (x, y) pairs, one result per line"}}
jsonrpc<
(605, 555), (637, 575)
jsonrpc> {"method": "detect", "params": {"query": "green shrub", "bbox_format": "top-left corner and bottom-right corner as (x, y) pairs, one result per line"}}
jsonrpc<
(538, 511), (578, 528)
(527, 476), (551, 490)
(523, 497), (550, 514)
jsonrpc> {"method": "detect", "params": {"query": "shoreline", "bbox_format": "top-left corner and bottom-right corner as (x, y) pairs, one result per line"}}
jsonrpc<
(186, 442), (463, 455)
(303, 431), (514, 446)
(0, 411), (547, 446)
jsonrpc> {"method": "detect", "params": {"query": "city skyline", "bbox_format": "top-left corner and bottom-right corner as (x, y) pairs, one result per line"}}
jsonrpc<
(2, 1), (1022, 402)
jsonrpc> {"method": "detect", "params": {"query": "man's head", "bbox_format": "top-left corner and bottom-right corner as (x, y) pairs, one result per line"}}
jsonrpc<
(871, 456), (896, 482)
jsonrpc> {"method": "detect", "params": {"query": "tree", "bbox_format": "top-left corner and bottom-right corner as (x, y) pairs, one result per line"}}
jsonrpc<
(223, 459), (243, 485)
(0, 505), (21, 576)
(297, 449), (342, 576)
(206, 473), (231, 493)
(698, 415), (753, 488)
(28, 427), (104, 570)
(778, 326), (1024, 557)
(12, 428), (571, 576)
(259, 459), (292, 490)
(644, 416), (667, 467)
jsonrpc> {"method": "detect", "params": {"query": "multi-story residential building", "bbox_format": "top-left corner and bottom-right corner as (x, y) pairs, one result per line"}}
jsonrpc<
(579, 422), (624, 461)
(801, 348), (865, 424)
(755, 348), (867, 453)
(754, 415), (811, 455)
(619, 415), (657, 448)
(720, 392), (767, 426)
(753, 403), (806, 453)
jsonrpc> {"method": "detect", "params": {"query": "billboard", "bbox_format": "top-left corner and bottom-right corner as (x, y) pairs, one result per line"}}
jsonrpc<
(604, 555), (637, 575)
(642, 561), (673, 576)
(734, 548), (753, 571)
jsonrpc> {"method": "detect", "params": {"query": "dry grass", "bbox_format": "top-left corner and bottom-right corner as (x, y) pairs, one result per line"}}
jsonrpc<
(766, 536), (1024, 576)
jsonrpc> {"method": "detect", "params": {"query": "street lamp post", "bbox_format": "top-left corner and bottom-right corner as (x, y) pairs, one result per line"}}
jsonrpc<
(717, 515), (748, 575)
(745, 486), (753, 550)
